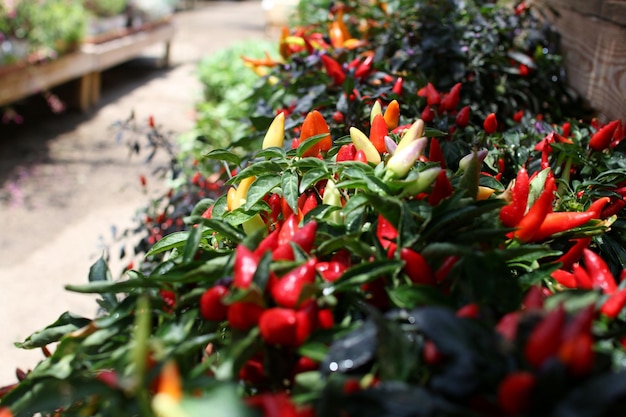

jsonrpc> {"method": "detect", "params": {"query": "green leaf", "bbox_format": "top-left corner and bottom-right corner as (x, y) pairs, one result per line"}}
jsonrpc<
(66, 276), (159, 294)
(255, 147), (286, 160)
(330, 260), (403, 293)
(296, 133), (329, 158)
(244, 174), (281, 210)
(146, 231), (190, 257)
(204, 149), (241, 165)
(300, 167), (329, 193)
(252, 251), (273, 292)
(388, 285), (451, 309)
(424, 127), (447, 137)
(16, 312), (91, 349)
(183, 224), (204, 263)
(0, 377), (107, 416)
(228, 161), (284, 183)
(88, 257), (117, 309)
(282, 169), (300, 215)
(200, 218), (246, 242)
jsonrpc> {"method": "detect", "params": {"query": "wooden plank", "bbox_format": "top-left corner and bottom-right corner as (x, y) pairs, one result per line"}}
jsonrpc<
(0, 52), (95, 107)
(532, 3), (626, 122)
(82, 23), (175, 71)
(534, 0), (626, 28)
(600, 1), (626, 27)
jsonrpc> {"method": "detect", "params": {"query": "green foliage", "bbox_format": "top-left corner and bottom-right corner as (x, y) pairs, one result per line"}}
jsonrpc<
(0, 0), (87, 58)
(84, 0), (128, 17)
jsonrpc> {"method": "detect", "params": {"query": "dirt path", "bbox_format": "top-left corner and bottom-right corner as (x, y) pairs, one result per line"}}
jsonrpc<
(0, 0), (270, 385)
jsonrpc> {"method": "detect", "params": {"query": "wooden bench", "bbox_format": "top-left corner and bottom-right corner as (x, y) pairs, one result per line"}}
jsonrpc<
(0, 22), (174, 112)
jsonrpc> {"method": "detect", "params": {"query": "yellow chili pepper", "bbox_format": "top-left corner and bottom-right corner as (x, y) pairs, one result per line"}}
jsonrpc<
(350, 127), (382, 165)
(262, 112), (285, 149)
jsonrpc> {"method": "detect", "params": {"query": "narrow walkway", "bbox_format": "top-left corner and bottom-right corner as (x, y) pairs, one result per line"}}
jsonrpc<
(0, 0), (271, 385)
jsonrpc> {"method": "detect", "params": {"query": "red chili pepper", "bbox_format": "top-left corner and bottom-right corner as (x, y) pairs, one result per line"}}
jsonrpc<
(496, 312), (520, 342)
(398, 248), (436, 286)
(583, 248), (617, 294)
(589, 120), (620, 151)
(513, 175), (554, 242)
(512, 110), (524, 123)
(291, 220), (318, 253)
(369, 114), (389, 154)
(255, 228), (280, 257)
(456, 303), (480, 319)
(522, 285), (544, 310)
(267, 193), (282, 223)
(422, 340), (444, 366)
(600, 288), (626, 318)
(524, 304), (565, 368)
(332, 111), (344, 123)
(428, 137), (446, 169)
(572, 262), (594, 289)
(320, 54), (346, 86)
(295, 300), (318, 345)
(562, 304), (595, 342)
(336, 143), (357, 162)
(246, 392), (299, 417)
(551, 269), (578, 288)
(421, 106), (435, 123)
(278, 214), (299, 246)
(562, 122), (571, 137)
(301, 194), (318, 216)
(376, 214), (398, 249)
(531, 211), (596, 241)
(500, 167), (530, 227)
(555, 238), (592, 271)
(417, 82), (441, 106)
(233, 244), (259, 289)
(440, 82), (461, 111)
(391, 77), (403, 95)
(587, 196), (611, 218)
(227, 301), (264, 331)
(315, 261), (347, 282)
(355, 149), (369, 164)
(259, 307), (299, 346)
(270, 258), (317, 308)
(455, 105), (470, 128)
(200, 285), (229, 321)
(483, 113), (498, 135)
(558, 333), (594, 377)
(354, 55), (374, 79)
(428, 170), (454, 206)
(498, 371), (536, 416)
(273, 221), (317, 261)
(317, 308), (334, 329)
(435, 255), (459, 283)
(300, 110), (332, 157)
(238, 358), (265, 385)
(600, 197), (626, 218)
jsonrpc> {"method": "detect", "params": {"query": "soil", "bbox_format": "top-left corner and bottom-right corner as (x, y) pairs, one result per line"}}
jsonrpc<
(0, 0), (273, 385)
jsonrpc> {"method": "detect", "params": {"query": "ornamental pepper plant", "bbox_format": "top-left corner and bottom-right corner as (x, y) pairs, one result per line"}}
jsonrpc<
(2, 1), (626, 417)
(1, 101), (626, 416)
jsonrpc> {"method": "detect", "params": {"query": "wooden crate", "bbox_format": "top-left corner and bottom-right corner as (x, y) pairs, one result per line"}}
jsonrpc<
(531, 0), (626, 122)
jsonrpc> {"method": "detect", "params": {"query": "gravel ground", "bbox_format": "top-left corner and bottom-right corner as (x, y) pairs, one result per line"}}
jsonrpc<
(0, 0), (271, 385)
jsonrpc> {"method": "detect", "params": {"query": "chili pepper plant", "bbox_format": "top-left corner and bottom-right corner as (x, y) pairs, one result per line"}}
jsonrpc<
(2, 1), (626, 416)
